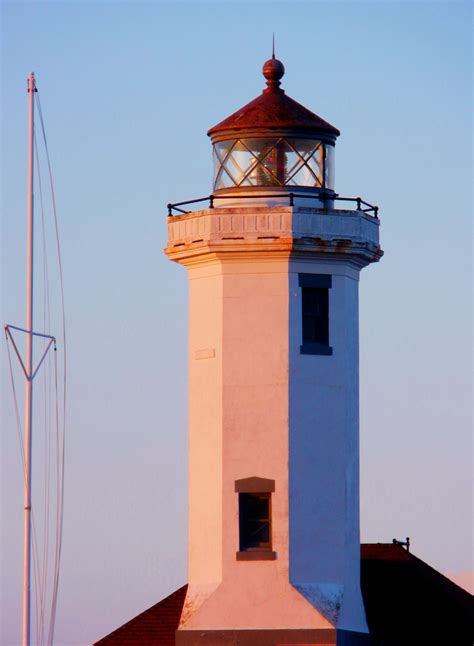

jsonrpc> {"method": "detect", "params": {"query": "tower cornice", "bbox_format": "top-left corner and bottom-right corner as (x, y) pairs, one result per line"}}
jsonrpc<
(164, 206), (383, 268)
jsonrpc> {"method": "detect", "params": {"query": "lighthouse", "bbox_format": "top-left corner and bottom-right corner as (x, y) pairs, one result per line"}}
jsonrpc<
(164, 55), (383, 646)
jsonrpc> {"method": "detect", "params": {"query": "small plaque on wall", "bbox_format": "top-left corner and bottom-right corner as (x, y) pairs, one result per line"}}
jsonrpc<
(194, 348), (216, 360)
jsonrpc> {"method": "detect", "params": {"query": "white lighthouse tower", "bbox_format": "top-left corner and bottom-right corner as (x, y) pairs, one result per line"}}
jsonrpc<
(165, 55), (383, 646)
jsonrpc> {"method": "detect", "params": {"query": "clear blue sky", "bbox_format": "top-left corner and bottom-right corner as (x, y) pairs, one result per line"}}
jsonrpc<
(2, 1), (472, 644)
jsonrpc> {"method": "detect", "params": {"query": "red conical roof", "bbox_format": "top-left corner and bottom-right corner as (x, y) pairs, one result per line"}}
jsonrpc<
(208, 57), (340, 138)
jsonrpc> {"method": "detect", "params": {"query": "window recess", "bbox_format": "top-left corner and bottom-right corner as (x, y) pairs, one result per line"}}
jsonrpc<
(235, 477), (276, 561)
(299, 273), (333, 356)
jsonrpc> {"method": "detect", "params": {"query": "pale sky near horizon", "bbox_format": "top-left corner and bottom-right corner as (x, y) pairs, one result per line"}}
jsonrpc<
(1, 1), (472, 644)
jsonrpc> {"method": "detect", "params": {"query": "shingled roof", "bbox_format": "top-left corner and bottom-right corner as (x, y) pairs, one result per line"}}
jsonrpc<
(207, 56), (340, 139)
(207, 88), (340, 138)
(95, 545), (474, 645)
(94, 585), (187, 645)
(361, 543), (474, 645)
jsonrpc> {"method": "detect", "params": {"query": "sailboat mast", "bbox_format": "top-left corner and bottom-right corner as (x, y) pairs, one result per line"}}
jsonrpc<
(23, 70), (35, 646)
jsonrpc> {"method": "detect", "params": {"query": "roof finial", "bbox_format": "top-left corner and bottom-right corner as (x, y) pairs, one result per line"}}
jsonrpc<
(262, 43), (285, 92)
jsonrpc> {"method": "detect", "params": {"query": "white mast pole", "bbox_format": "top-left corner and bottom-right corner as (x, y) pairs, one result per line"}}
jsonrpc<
(23, 70), (35, 646)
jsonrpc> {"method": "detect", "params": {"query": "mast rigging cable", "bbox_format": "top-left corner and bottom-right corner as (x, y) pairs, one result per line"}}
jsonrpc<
(4, 79), (67, 646)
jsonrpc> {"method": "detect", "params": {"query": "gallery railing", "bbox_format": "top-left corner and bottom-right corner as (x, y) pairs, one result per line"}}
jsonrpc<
(167, 193), (379, 218)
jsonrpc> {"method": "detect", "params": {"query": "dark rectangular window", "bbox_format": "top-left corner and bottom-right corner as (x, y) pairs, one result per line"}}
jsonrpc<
(239, 493), (271, 551)
(299, 273), (332, 356)
(302, 287), (329, 345)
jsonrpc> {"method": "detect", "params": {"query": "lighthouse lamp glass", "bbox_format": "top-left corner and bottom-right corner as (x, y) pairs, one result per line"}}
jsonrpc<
(213, 138), (335, 192)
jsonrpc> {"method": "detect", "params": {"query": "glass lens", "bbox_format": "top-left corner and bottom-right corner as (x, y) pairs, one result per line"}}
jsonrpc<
(213, 141), (238, 189)
(213, 138), (330, 190)
(215, 166), (236, 190)
(213, 147), (222, 185)
(287, 165), (319, 186)
(324, 144), (335, 190)
(286, 139), (323, 187)
(236, 139), (277, 186)
(306, 145), (323, 178)
(214, 141), (234, 163)
(243, 138), (277, 161)
(225, 140), (257, 185)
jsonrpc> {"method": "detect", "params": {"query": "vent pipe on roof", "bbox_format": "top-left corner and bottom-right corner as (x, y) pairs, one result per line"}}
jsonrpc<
(393, 537), (410, 552)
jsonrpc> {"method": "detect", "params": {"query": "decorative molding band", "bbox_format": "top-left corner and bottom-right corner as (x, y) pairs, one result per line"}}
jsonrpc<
(165, 207), (382, 268)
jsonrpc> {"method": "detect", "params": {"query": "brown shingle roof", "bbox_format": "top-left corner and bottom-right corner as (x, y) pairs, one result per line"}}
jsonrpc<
(95, 546), (474, 644)
(207, 87), (340, 138)
(361, 543), (474, 645)
(94, 585), (187, 645)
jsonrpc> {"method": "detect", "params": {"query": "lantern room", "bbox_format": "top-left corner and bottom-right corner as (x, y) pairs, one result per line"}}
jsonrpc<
(208, 55), (340, 196)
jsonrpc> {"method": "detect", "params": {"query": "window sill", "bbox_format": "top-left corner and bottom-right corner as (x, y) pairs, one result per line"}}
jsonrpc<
(300, 343), (333, 356)
(236, 550), (277, 561)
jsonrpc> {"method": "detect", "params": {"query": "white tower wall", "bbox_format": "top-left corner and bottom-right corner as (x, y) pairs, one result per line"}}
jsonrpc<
(187, 265), (223, 590)
(184, 255), (333, 632)
(165, 206), (382, 645)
